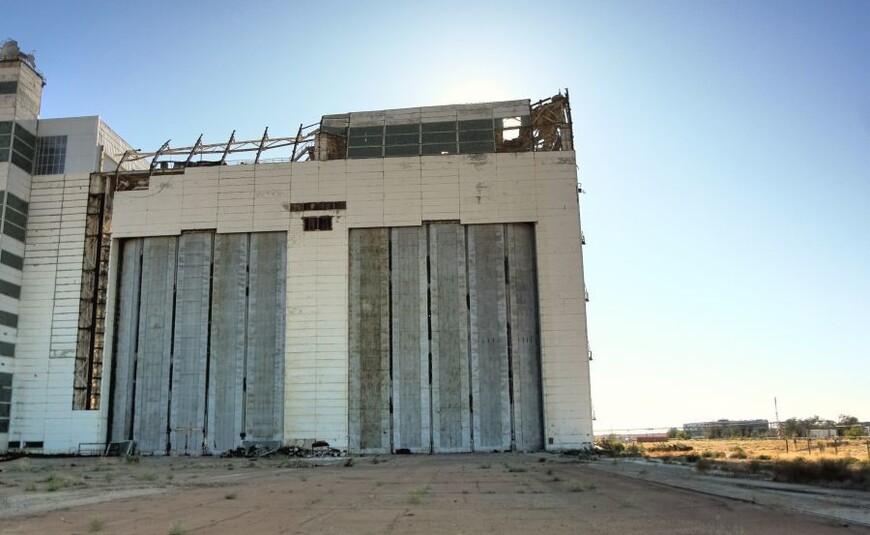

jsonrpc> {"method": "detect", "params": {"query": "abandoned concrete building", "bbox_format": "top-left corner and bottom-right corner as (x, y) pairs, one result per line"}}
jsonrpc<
(0, 41), (592, 455)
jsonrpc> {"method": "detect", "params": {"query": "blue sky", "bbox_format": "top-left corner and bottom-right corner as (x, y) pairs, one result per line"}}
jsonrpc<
(6, 1), (869, 431)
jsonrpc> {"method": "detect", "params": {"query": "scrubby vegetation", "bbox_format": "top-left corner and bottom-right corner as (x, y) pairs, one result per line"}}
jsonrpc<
(771, 458), (870, 490)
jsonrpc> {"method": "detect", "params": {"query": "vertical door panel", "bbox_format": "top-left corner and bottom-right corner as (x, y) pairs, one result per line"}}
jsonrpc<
(133, 236), (177, 454)
(207, 233), (248, 452)
(467, 225), (511, 451)
(429, 223), (471, 452)
(348, 228), (391, 453)
(245, 232), (286, 443)
(390, 227), (429, 452)
(169, 232), (212, 454)
(506, 224), (543, 451)
(110, 238), (142, 443)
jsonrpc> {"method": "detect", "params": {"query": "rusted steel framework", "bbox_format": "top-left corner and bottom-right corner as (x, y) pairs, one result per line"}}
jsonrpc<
(113, 90), (573, 176)
(114, 123), (320, 173)
(531, 91), (573, 152)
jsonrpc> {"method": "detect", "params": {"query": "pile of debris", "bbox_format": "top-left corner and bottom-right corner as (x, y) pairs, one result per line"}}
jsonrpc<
(220, 441), (343, 459)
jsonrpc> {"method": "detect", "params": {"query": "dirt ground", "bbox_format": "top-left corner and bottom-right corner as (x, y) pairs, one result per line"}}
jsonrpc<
(0, 453), (868, 535)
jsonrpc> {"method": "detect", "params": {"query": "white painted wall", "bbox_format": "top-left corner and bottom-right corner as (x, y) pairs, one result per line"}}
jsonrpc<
(11, 172), (101, 452)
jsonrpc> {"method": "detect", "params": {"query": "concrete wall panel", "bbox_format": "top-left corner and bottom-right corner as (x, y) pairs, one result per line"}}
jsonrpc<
(168, 232), (212, 454)
(506, 224), (543, 451)
(467, 225), (511, 451)
(133, 236), (177, 454)
(348, 228), (390, 453)
(429, 223), (471, 452)
(207, 233), (248, 452)
(245, 232), (286, 442)
(109, 239), (141, 442)
(389, 226), (429, 452)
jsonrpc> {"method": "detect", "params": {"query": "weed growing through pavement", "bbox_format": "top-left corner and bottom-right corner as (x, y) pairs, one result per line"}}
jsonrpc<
(87, 517), (106, 533)
(566, 481), (585, 492)
(167, 521), (185, 535)
(134, 471), (158, 482)
(407, 486), (430, 505)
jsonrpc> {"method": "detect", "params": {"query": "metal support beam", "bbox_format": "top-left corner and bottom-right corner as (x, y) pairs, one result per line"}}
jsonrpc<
(219, 130), (236, 166)
(254, 127), (269, 164)
(184, 134), (203, 166)
(291, 123), (303, 161)
(150, 140), (171, 173)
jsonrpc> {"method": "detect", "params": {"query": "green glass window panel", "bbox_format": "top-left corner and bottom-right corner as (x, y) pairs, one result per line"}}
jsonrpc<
(422, 131), (456, 144)
(13, 137), (34, 160)
(0, 149), (8, 162)
(2, 223), (25, 242)
(13, 123), (36, 148)
(385, 133), (419, 146)
(348, 126), (384, 137)
(0, 122), (11, 135)
(385, 145), (420, 157)
(385, 124), (419, 135)
(6, 193), (28, 214)
(10, 151), (32, 174)
(4, 209), (26, 228)
(459, 129), (494, 142)
(421, 143), (457, 155)
(0, 81), (16, 94)
(348, 134), (384, 147)
(0, 372), (11, 388)
(0, 279), (20, 299)
(0, 404), (9, 418)
(422, 121), (456, 133)
(0, 134), (11, 149)
(347, 146), (383, 159)
(0, 341), (14, 357)
(458, 119), (494, 131)
(0, 311), (18, 328)
(1, 250), (24, 270)
(459, 141), (495, 154)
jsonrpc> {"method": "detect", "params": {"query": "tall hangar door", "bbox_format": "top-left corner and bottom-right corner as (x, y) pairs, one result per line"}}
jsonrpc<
(110, 232), (286, 455)
(349, 223), (543, 453)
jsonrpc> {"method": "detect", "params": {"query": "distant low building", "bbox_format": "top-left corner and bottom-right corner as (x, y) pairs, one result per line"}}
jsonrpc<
(808, 428), (836, 439)
(683, 419), (770, 438)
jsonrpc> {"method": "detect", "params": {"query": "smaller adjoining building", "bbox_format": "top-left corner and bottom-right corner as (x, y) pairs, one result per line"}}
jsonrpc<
(682, 419), (770, 439)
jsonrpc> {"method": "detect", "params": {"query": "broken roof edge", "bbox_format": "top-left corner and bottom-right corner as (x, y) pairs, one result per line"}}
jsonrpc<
(321, 98), (533, 127)
(113, 91), (571, 172)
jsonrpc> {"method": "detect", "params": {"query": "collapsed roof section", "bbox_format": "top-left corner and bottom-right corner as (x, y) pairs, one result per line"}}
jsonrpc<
(113, 91), (572, 180)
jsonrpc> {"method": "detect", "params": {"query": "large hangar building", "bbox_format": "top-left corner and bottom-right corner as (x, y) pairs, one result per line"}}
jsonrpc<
(0, 41), (593, 455)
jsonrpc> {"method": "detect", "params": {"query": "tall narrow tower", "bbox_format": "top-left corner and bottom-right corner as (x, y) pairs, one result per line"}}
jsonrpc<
(0, 40), (44, 451)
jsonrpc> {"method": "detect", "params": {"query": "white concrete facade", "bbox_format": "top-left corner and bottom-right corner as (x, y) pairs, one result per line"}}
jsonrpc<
(6, 116), (143, 452)
(102, 151), (593, 450)
(2, 51), (592, 452)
